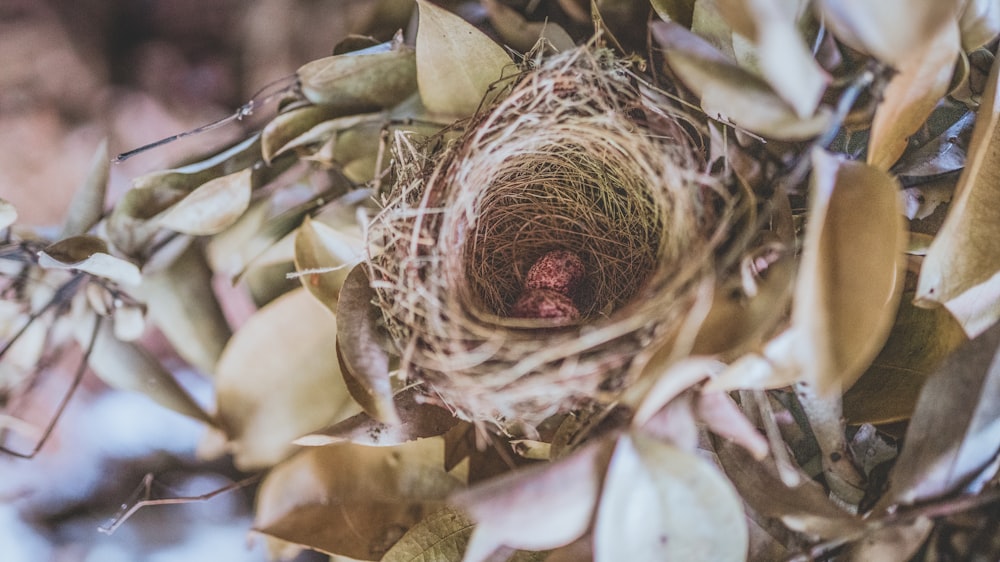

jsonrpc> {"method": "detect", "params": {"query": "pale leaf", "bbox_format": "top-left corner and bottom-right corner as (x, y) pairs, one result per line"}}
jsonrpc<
(793, 150), (905, 392)
(942, 269), (1000, 337)
(868, 20), (961, 170)
(959, 0), (1000, 51)
(60, 139), (109, 238)
(696, 391), (769, 460)
(293, 216), (363, 313)
(130, 134), (260, 193)
(77, 314), (212, 423)
(594, 432), (747, 562)
(415, 0), (515, 118)
(336, 263), (398, 425)
(483, 0), (575, 53)
(38, 236), (142, 287)
(917, 51), (1000, 315)
(137, 244), (232, 375)
(455, 439), (612, 561)
(816, 0), (957, 66)
(0, 198), (16, 230)
(381, 506), (474, 562)
(215, 289), (356, 469)
(261, 105), (345, 164)
(254, 439), (462, 560)
(297, 46), (418, 111)
(159, 168), (252, 236)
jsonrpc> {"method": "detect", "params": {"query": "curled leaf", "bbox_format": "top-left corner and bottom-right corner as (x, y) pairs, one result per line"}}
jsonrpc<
(38, 236), (142, 287)
(415, 0), (515, 118)
(293, 216), (363, 313)
(60, 138), (109, 238)
(159, 168), (253, 235)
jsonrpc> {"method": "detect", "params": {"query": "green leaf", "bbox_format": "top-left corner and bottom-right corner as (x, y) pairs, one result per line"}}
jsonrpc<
(380, 507), (474, 562)
(415, 0), (515, 118)
(594, 432), (747, 562)
(336, 263), (398, 425)
(60, 139), (109, 238)
(159, 168), (253, 235)
(215, 288), (357, 469)
(298, 44), (418, 111)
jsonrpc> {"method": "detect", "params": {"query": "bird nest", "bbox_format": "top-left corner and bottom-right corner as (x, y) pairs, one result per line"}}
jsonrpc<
(367, 47), (731, 428)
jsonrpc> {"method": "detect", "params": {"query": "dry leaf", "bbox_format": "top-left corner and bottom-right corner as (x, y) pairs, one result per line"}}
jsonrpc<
(483, 0), (575, 53)
(381, 506), (474, 562)
(261, 105), (345, 164)
(137, 243), (232, 375)
(336, 263), (398, 425)
(60, 139), (108, 238)
(867, 20), (961, 170)
(916, 49), (1000, 330)
(297, 44), (418, 111)
(130, 134), (261, 193)
(215, 288), (357, 469)
(38, 236), (142, 287)
(254, 438), (462, 560)
(594, 432), (747, 562)
(454, 439), (612, 561)
(0, 198), (16, 230)
(293, 216), (363, 313)
(959, 0), (1000, 51)
(651, 0), (695, 27)
(415, 0), (515, 118)
(696, 391), (769, 460)
(793, 150), (905, 392)
(159, 168), (253, 236)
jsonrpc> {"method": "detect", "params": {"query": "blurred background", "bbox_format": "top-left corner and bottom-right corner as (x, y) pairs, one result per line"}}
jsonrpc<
(0, 1), (413, 560)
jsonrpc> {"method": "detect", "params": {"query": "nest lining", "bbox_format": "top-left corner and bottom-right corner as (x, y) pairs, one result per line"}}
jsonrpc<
(367, 47), (730, 426)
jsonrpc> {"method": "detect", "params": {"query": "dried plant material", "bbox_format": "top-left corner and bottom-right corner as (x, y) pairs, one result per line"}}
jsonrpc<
(130, 135), (261, 193)
(38, 236), (142, 287)
(482, 0), (575, 53)
(159, 168), (252, 236)
(696, 391), (769, 460)
(917, 49), (1000, 328)
(254, 439), (462, 560)
(867, 20), (961, 170)
(293, 216), (362, 312)
(0, 198), (16, 230)
(816, 0), (957, 66)
(959, 0), (1000, 51)
(60, 139), (108, 238)
(653, 22), (831, 140)
(111, 303), (145, 341)
(455, 439), (612, 561)
(136, 244), (231, 375)
(843, 294), (967, 424)
(261, 106), (345, 164)
(76, 313), (211, 423)
(415, 0), (515, 117)
(297, 41), (418, 111)
(370, 46), (730, 427)
(296, 388), (457, 447)
(793, 150), (904, 392)
(270, 112), (381, 162)
(215, 289), (356, 469)
(594, 432), (747, 562)
(651, 0), (696, 26)
(337, 263), (398, 425)
(900, 178), (957, 221)
(380, 506), (474, 562)
(881, 321), (1000, 506)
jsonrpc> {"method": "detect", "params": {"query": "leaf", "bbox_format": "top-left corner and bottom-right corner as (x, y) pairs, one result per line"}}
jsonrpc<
(254, 439), (462, 560)
(894, 108), (974, 179)
(843, 293), (967, 424)
(38, 236), (142, 287)
(295, 389), (458, 447)
(136, 243), (232, 375)
(881, 320), (1000, 506)
(215, 288), (357, 469)
(380, 506), (474, 562)
(415, 0), (515, 118)
(159, 168), (253, 235)
(130, 134), (260, 193)
(792, 150), (905, 391)
(336, 263), (399, 425)
(60, 138), (109, 238)
(916, 49), (1000, 322)
(293, 216), (363, 313)
(715, 437), (865, 541)
(650, 0), (695, 27)
(482, 0), (576, 53)
(270, 112), (383, 162)
(593, 432), (747, 562)
(816, 0), (957, 66)
(653, 22), (831, 140)
(454, 439), (612, 561)
(261, 105), (345, 164)
(959, 0), (1000, 51)
(867, 20), (961, 170)
(77, 313), (212, 423)
(0, 198), (16, 229)
(297, 46), (418, 111)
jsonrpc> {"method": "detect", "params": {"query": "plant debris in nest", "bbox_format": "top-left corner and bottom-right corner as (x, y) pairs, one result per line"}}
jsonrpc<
(368, 46), (735, 429)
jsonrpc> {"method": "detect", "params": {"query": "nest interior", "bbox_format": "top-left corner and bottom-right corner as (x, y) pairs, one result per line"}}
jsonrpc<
(368, 47), (728, 427)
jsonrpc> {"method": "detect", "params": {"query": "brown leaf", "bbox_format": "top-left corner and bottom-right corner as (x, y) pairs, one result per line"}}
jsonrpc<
(594, 432), (747, 561)
(415, 0), (515, 118)
(254, 439), (462, 560)
(380, 506), (474, 562)
(215, 288), (356, 469)
(454, 438), (613, 561)
(336, 263), (399, 425)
